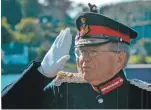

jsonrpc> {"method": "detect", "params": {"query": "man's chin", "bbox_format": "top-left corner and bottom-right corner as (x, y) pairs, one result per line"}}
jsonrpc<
(83, 72), (89, 77)
(83, 73), (99, 85)
(83, 73), (92, 82)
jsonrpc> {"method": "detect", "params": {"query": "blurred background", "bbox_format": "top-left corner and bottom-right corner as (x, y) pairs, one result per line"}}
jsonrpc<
(1, 0), (151, 89)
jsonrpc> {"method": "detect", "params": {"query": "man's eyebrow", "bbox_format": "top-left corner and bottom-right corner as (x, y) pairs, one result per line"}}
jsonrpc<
(92, 47), (99, 50)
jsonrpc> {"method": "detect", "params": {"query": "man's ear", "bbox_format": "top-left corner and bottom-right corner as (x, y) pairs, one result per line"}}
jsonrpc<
(76, 58), (81, 72)
(117, 52), (126, 68)
(76, 58), (80, 68)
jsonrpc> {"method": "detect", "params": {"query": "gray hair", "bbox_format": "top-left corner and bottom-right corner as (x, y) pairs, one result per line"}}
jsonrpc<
(108, 42), (130, 68)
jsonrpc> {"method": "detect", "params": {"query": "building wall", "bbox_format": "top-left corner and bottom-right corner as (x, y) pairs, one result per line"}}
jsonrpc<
(126, 65), (151, 83)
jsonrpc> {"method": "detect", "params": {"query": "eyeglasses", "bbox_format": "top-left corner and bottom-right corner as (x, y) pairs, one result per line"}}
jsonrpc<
(75, 49), (119, 58)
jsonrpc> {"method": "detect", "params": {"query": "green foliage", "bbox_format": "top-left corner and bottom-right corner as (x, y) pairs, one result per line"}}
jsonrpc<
(41, 23), (53, 31)
(141, 38), (151, 55)
(2, 0), (151, 65)
(36, 41), (51, 61)
(129, 55), (140, 64)
(1, 17), (14, 44)
(55, 23), (66, 32)
(40, 22), (55, 40)
(14, 18), (43, 45)
(17, 0), (41, 18)
(129, 55), (151, 64)
(134, 38), (151, 56)
(145, 56), (151, 64)
(68, 26), (77, 34)
(64, 63), (77, 72)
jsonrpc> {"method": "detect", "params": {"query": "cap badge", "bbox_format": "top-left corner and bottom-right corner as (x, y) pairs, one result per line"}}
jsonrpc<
(80, 17), (90, 36)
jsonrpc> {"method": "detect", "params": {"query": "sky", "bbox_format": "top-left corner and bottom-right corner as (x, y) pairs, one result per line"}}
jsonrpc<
(39, 0), (140, 6)
(67, 0), (139, 18)
(38, 0), (145, 18)
(69, 0), (139, 6)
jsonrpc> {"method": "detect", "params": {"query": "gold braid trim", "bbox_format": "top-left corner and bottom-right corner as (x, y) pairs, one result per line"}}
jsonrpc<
(129, 79), (151, 92)
(52, 71), (87, 86)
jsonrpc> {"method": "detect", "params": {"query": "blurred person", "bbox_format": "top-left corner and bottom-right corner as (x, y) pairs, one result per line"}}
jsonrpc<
(2, 3), (151, 109)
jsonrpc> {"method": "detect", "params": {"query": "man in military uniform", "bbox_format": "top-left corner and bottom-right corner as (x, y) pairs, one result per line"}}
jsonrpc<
(2, 4), (151, 109)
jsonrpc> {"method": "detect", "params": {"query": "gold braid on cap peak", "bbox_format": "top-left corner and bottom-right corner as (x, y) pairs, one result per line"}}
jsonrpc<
(88, 3), (98, 13)
(52, 71), (87, 86)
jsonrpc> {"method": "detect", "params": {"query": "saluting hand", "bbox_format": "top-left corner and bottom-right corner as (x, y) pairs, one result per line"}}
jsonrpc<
(38, 28), (72, 78)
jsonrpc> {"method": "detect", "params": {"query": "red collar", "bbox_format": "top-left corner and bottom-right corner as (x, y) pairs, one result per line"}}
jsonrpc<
(92, 76), (124, 95)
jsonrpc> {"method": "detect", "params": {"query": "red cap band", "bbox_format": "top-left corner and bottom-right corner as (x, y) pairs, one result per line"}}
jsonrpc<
(80, 25), (131, 43)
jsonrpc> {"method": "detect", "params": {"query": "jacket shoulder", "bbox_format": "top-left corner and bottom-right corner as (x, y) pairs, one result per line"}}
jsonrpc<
(44, 71), (87, 92)
(51, 71), (87, 86)
(128, 79), (151, 92)
(127, 79), (151, 109)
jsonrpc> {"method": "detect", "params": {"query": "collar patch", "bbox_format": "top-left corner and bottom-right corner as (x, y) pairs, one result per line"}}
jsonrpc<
(100, 77), (124, 95)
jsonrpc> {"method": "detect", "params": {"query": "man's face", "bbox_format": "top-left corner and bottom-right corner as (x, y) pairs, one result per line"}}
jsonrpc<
(76, 44), (120, 85)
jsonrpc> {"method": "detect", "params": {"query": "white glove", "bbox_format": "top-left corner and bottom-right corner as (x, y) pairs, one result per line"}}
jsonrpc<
(38, 28), (72, 78)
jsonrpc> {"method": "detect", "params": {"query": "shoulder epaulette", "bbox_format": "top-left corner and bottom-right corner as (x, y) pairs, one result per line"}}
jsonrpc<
(129, 79), (151, 92)
(52, 71), (87, 86)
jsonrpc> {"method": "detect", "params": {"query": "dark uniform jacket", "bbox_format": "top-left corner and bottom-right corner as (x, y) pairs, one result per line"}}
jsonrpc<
(2, 61), (151, 109)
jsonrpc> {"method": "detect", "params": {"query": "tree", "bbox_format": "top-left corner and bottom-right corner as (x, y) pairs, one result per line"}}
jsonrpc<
(1, 0), (22, 28)
(36, 40), (51, 61)
(14, 18), (44, 46)
(1, 17), (14, 44)
(17, 0), (41, 18)
(40, 0), (72, 21)
(141, 38), (151, 55)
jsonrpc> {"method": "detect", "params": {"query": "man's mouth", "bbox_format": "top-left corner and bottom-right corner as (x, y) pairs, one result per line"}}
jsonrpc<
(82, 66), (91, 72)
